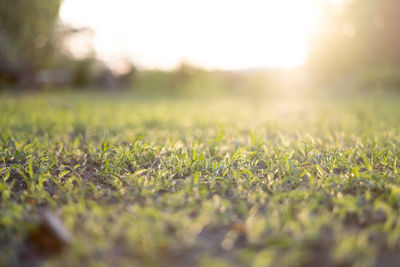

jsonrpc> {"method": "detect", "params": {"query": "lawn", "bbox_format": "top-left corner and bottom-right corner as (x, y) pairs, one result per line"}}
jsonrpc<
(1, 92), (400, 267)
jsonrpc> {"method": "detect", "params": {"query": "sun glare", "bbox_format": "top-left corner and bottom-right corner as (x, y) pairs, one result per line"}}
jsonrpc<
(60, 0), (329, 71)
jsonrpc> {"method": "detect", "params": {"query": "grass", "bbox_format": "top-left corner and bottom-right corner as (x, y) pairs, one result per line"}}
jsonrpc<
(1, 91), (400, 267)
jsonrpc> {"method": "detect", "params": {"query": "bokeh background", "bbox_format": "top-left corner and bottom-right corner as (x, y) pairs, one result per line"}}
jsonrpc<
(1, 0), (400, 95)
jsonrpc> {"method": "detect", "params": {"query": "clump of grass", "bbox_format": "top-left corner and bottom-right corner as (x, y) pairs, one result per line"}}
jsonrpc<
(1, 92), (400, 266)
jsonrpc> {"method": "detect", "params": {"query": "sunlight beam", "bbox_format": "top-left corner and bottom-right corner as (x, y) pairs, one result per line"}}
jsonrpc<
(60, 0), (325, 71)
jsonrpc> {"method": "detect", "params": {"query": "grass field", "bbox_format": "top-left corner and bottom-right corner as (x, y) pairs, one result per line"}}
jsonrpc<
(1, 92), (400, 267)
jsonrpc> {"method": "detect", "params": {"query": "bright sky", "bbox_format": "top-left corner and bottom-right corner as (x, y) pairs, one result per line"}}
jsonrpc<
(60, 0), (341, 71)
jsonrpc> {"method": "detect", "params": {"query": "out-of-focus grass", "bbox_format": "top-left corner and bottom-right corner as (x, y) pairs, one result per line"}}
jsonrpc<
(1, 92), (400, 267)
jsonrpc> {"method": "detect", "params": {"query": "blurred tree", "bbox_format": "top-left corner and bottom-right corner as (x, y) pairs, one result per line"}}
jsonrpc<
(167, 62), (198, 94)
(307, 0), (400, 85)
(0, 0), (62, 88)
